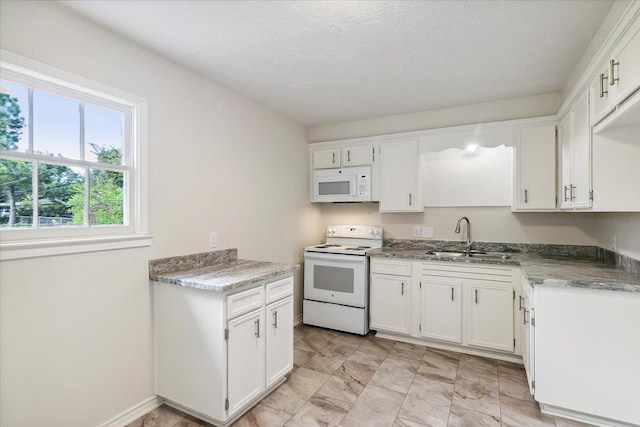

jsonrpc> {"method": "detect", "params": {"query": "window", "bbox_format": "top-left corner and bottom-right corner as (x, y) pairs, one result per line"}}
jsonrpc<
(0, 51), (149, 259)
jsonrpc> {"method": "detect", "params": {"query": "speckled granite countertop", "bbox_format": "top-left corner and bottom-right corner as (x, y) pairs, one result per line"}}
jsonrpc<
(368, 246), (640, 293)
(149, 248), (299, 292)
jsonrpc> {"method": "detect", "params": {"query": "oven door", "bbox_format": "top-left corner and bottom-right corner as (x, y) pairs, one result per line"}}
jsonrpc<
(304, 252), (367, 307)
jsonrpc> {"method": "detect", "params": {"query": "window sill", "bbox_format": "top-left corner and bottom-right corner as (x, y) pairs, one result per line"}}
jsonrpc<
(0, 234), (153, 261)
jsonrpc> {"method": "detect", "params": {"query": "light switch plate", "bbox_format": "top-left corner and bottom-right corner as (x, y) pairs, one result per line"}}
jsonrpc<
(413, 226), (422, 238)
(422, 226), (434, 238)
(209, 232), (218, 248)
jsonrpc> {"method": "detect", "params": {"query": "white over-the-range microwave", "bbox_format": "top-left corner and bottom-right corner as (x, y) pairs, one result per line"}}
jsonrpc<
(312, 166), (371, 202)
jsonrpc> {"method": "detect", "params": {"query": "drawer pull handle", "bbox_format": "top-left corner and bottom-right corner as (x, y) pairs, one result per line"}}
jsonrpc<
(523, 309), (529, 325)
(347, 150), (351, 162)
(475, 289), (478, 304)
(332, 152), (336, 164)
(451, 287), (454, 301)
(401, 282), (404, 296)
(524, 189), (528, 204)
(273, 310), (278, 329)
(255, 319), (260, 338)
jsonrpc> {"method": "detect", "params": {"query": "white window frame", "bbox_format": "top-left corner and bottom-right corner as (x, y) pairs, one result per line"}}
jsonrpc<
(0, 50), (151, 260)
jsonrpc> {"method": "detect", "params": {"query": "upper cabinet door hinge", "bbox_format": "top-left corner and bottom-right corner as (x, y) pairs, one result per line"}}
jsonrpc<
(419, 324), (422, 332)
(372, 146), (375, 162)
(225, 398), (229, 410)
(589, 190), (594, 201)
(532, 317), (536, 327)
(513, 290), (515, 300)
(513, 338), (516, 348)
(419, 281), (422, 289)
(224, 328), (229, 340)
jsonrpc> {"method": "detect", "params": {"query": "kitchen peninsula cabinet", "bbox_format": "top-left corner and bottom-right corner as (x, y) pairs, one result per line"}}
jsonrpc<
(379, 140), (422, 212)
(150, 249), (297, 426)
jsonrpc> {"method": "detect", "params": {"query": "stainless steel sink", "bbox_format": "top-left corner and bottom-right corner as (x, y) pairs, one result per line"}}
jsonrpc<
(425, 251), (465, 257)
(425, 250), (512, 260)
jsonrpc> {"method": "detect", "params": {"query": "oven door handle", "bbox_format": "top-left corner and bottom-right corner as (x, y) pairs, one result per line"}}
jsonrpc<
(304, 252), (367, 263)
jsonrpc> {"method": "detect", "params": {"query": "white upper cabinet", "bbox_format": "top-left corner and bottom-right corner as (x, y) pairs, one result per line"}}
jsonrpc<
(589, 65), (614, 125)
(312, 148), (341, 169)
(312, 145), (374, 169)
(608, 17), (640, 107)
(513, 125), (557, 211)
(559, 89), (592, 210)
(379, 140), (422, 212)
(342, 145), (374, 166)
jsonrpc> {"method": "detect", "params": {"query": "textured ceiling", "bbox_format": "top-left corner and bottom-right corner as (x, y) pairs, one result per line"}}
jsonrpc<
(60, 1), (613, 126)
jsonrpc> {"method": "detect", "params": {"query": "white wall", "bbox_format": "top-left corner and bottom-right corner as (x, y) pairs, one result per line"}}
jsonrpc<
(592, 213), (640, 259)
(0, 2), (320, 426)
(308, 93), (562, 143)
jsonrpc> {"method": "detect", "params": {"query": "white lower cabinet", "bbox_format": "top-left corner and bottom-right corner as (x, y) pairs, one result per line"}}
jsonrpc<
(266, 295), (294, 387)
(154, 275), (294, 426)
(227, 308), (265, 415)
(419, 280), (462, 343)
(466, 283), (514, 352)
(370, 274), (411, 334)
(371, 258), (517, 358)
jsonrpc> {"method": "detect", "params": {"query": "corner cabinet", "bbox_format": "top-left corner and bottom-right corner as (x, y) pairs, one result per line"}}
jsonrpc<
(379, 140), (422, 212)
(559, 88), (592, 210)
(154, 275), (294, 426)
(513, 124), (557, 211)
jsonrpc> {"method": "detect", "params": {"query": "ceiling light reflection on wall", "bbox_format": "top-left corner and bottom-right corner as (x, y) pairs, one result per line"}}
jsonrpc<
(465, 143), (479, 152)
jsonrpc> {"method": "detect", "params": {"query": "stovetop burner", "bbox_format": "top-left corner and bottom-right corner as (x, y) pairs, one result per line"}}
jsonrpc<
(314, 244), (340, 248)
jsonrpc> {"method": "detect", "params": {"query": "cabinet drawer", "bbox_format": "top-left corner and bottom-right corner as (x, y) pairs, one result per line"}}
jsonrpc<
(266, 276), (293, 304)
(370, 259), (412, 276)
(227, 286), (264, 320)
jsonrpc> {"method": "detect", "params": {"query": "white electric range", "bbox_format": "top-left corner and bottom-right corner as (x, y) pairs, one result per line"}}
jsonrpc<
(303, 225), (383, 335)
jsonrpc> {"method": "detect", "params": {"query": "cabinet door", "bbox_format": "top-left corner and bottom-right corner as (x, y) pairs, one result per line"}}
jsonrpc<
(379, 140), (421, 212)
(570, 90), (591, 209)
(266, 296), (293, 388)
(313, 148), (341, 169)
(589, 67), (613, 125)
(610, 21), (640, 106)
(467, 284), (514, 352)
(558, 112), (573, 209)
(343, 145), (374, 166)
(514, 125), (557, 210)
(522, 294), (535, 396)
(227, 309), (265, 416)
(420, 280), (462, 343)
(370, 274), (410, 334)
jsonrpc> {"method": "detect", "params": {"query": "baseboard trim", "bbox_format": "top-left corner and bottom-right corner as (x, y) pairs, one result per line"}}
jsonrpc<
(374, 331), (523, 364)
(98, 395), (164, 427)
(540, 403), (637, 427)
(293, 314), (303, 326)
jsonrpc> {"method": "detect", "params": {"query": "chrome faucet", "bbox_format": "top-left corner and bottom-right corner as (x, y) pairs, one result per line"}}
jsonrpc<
(455, 216), (472, 254)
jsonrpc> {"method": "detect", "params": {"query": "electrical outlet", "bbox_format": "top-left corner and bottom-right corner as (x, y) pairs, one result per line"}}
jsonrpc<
(422, 226), (434, 238)
(209, 232), (218, 248)
(612, 234), (616, 251)
(413, 226), (422, 238)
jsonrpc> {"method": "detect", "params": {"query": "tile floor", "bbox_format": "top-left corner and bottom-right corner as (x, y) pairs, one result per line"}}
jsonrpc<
(128, 324), (593, 427)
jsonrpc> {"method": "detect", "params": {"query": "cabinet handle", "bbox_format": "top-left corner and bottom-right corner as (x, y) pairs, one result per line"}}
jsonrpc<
(571, 185), (576, 201)
(273, 310), (278, 329)
(609, 59), (619, 86)
(475, 289), (478, 304)
(409, 194), (412, 206)
(347, 150), (351, 162)
(524, 189), (528, 204)
(332, 152), (336, 164)
(255, 319), (260, 338)
(563, 186), (569, 202)
(518, 295), (524, 310)
(401, 282), (404, 296)
(599, 73), (609, 97)
(451, 287), (454, 301)
(523, 308), (529, 325)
